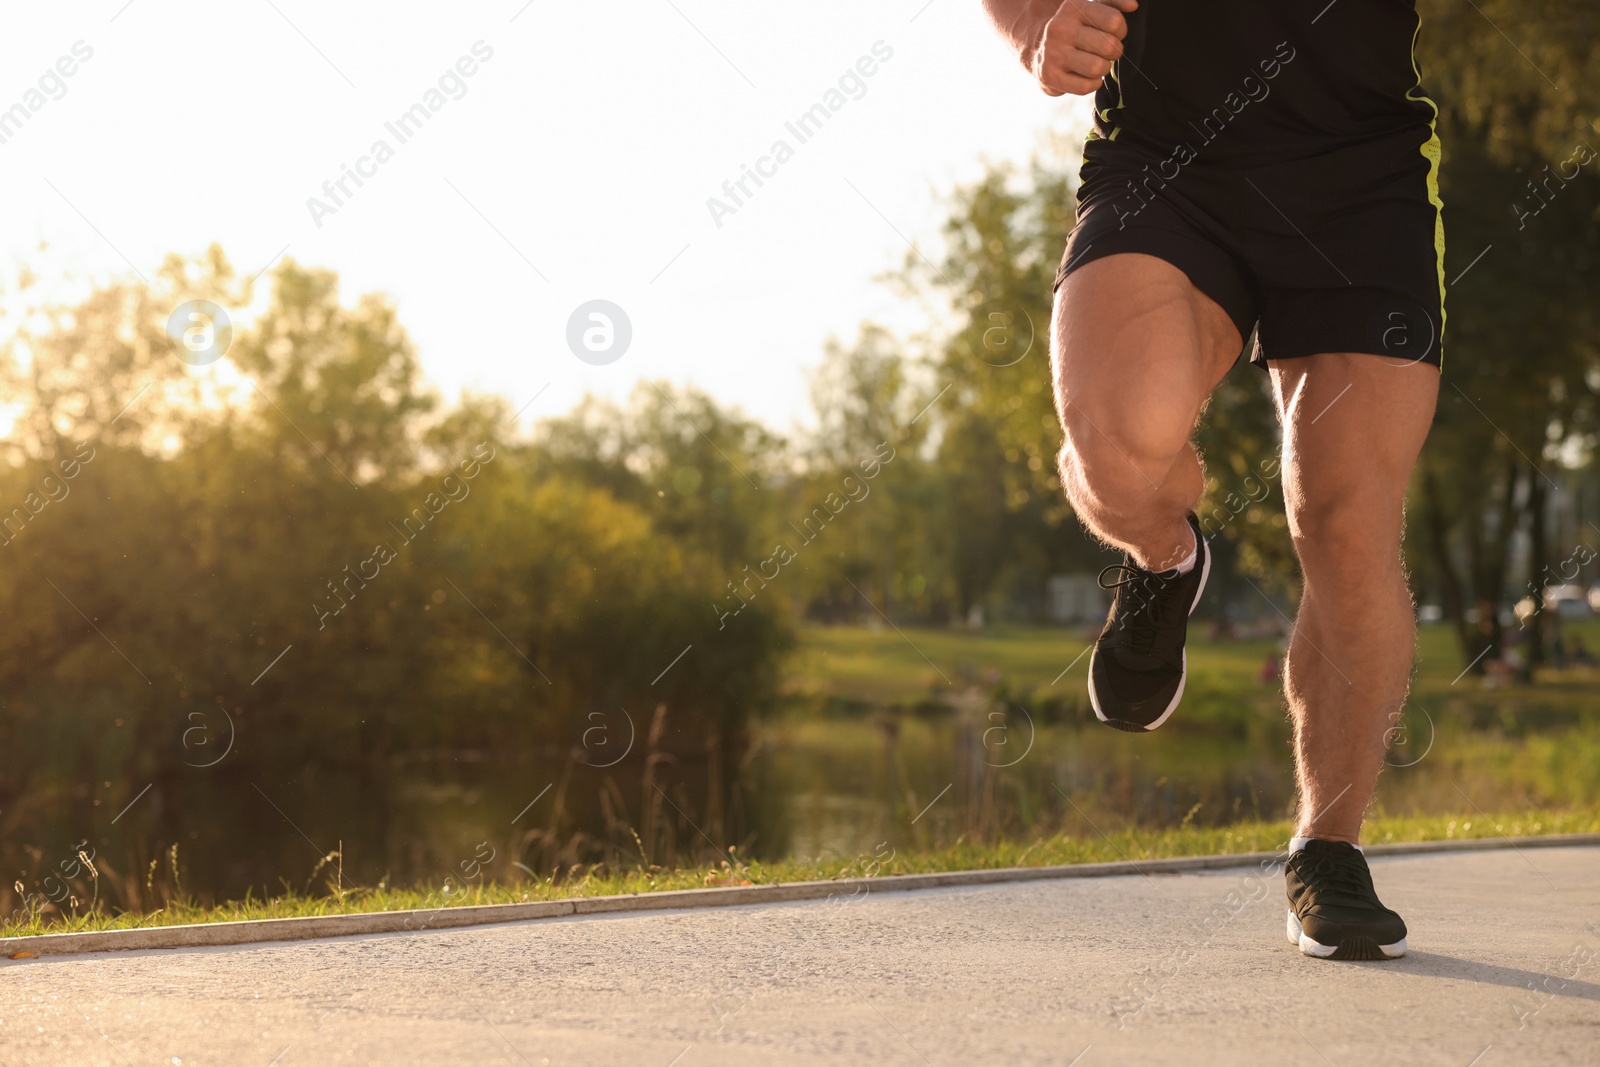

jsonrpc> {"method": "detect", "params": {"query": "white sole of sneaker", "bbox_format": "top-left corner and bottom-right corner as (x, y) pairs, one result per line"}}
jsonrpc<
(1088, 532), (1212, 732)
(1286, 908), (1407, 960)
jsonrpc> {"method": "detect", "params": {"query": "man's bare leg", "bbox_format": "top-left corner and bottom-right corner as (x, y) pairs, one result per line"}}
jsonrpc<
(1270, 355), (1439, 843)
(1053, 253), (1241, 569)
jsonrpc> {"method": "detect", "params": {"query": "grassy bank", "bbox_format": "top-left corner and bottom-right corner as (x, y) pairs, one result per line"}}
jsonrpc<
(6, 808), (1596, 941)
(788, 620), (1600, 709)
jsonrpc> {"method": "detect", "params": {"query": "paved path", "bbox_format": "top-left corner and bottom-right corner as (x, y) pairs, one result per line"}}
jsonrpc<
(4, 846), (1598, 1066)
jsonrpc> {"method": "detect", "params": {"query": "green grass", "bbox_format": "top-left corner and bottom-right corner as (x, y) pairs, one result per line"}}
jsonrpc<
(785, 621), (1300, 708)
(786, 620), (1600, 715)
(6, 808), (1596, 940)
(787, 621), (1121, 705)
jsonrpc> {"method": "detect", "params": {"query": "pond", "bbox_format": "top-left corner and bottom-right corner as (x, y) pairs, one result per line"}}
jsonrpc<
(7, 640), (1597, 922)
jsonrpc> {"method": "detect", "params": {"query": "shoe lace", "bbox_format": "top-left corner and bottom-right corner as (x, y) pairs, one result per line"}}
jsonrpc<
(1295, 850), (1375, 903)
(1098, 562), (1178, 654)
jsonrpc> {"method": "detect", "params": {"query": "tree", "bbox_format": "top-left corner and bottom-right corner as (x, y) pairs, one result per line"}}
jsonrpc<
(1409, 3), (1600, 670)
(0, 256), (794, 921)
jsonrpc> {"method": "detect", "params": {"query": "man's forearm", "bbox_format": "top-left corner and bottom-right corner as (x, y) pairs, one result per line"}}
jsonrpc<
(982, 0), (1060, 72)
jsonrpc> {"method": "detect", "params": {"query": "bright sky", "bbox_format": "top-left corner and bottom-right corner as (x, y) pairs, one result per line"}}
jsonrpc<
(1, 1), (1092, 436)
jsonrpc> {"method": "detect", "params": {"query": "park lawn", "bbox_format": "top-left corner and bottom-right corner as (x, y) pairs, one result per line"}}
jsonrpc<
(4, 808), (1595, 939)
(780, 617), (1292, 710)
(785, 621), (1272, 705)
(785, 620), (1600, 711)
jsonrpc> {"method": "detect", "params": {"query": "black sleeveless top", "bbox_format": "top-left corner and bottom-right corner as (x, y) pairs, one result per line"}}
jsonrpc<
(1087, 0), (1438, 167)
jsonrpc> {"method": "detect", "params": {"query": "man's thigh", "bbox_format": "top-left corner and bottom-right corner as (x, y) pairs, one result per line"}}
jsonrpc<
(1269, 353), (1439, 545)
(1053, 253), (1244, 471)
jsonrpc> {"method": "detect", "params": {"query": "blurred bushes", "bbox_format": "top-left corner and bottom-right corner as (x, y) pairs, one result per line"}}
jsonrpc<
(0, 255), (790, 914)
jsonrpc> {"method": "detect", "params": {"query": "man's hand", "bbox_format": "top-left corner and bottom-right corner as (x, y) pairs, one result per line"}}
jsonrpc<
(1029, 0), (1138, 97)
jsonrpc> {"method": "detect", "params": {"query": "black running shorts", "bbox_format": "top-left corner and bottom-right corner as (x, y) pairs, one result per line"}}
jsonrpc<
(1054, 0), (1446, 368)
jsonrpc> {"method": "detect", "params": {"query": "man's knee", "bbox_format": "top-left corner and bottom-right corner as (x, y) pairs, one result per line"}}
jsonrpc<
(1288, 487), (1405, 583)
(1058, 388), (1194, 500)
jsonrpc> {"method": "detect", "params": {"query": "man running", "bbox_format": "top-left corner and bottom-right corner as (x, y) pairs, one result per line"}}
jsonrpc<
(984, 0), (1444, 960)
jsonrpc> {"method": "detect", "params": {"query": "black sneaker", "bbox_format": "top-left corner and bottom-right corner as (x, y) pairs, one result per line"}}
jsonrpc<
(1285, 840), (1408, 960)
(1088, 513), (1209, 732)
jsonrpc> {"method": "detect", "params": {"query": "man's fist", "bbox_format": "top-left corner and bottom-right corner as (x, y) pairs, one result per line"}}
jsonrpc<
(1031, 0), (1138, 97)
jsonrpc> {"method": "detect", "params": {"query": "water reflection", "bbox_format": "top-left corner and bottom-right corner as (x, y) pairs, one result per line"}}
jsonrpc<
(6, 701), (1596, 922)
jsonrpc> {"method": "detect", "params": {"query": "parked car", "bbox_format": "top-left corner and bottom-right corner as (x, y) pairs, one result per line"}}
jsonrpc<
(1546, 584), (1592, 618)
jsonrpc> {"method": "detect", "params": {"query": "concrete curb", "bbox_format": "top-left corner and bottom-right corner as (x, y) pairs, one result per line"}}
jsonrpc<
(5, 832), (1596, 958)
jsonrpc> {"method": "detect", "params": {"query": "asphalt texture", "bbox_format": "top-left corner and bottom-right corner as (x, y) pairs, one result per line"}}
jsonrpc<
(3, 845), (1597, 1066)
